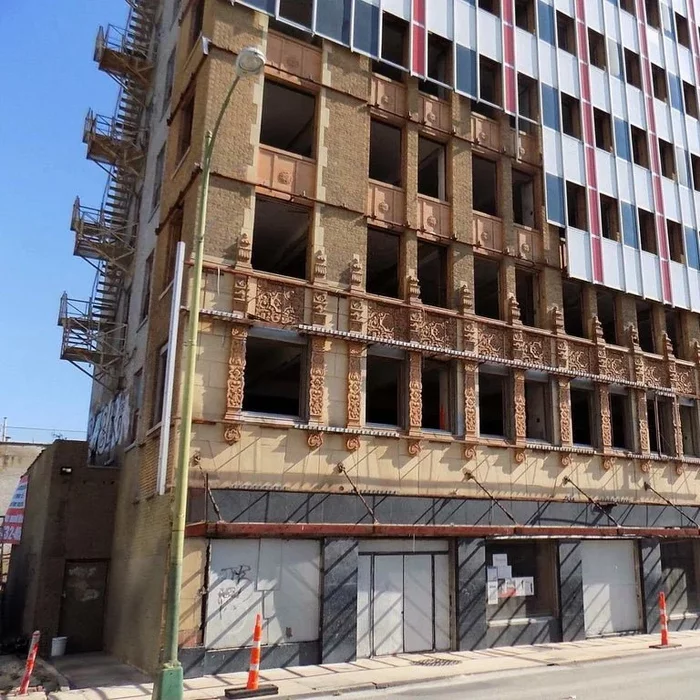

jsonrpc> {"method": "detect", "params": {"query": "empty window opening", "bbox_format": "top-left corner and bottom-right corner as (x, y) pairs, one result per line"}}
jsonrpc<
(652, 64), (667, 101)
(570, 385), (595, 446)
(646, 0), (661, 28)
(566, 182), (587, 230)
(474, 256), (501, 320)
(680, 402), (700, 457)
(176, 93), (195, 162)
(140, 253), (153, 322)
(252, 198), (308, 279)
(667, 221), (685, 264)
(624, 49), (642, 88)
(473, 156), (498, 216)
(278, 0), (312, 28)
(631, 126), (650, 167)
(418, 137), (447, 200)
(261, 81), (316, 158)
(479, 368), (508, 437)
(647, 395), (675, 456)
(665, 308), (682, 357)
(367, 228), (400, 298)
(594, 109), (613, 151)
(479, 56), (502, 107)
(525, 376), (552, 442)
(189, 0), (204, 49)
(600, 194), (620, 241)
(563, 280), (586, 338)
(515, 268), (538, 327)
(661, 541), (700, 616)
(164, 207), (183, 289)
(557, 12), (576, 55)
(152, 344), (168, 426)
(418, 241), (448, 308)
(130, 369), (143, 443)
(268, 17), (321, 43)
(677, 12), (690, 47)
(597, 290), (618, 344)
(589, 28), (607, 69)
(620, 0), (635, 15)
(243, 334), (304, 418)
(374, 13), (408, 81)
(659, 138), (676, 179)
(636, 300), (655, 353)
(610, 390), (632, 450)
(684, 81), (699, 118)
(479, 0), (500, 17)
(366, 351), (403, 426)
(518, 74), (538, 122)
(561, 93), (581, 138)
(420, 32), (452, 96)
(422, 359), (452, 431)
(693, 154), (700, 191)
(639, 209), (657, 254)
(513, 169), (536, 228)
(515, 0), (535, 32)
(369, 120), (402, 186)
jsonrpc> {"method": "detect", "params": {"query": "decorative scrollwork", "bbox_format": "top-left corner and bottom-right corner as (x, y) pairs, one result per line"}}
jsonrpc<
(347, 342), (363, 427)
(407, 439), (422, 456)
(345, 435), (360, 452)
(307, 431), (324, 449)
(255, 280), (303, 324)
(223, 423), (241, 445)
(226, 325), (247, 414)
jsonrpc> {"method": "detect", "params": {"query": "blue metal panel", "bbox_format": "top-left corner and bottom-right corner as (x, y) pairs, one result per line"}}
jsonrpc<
(455, 45), (477, 97)
(615, 118), (632, 162)
(316, 0), (352, 44)
(353, 0), (380, 56)
(542, 84), (560, 130)
(538, 1), (555, 46)
(622, 201), (639, 248)
(546, 173), (565, 226)
(686, 227), (700, 269)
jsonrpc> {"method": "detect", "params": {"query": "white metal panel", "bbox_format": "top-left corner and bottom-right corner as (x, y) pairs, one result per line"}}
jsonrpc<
(478, 9), (502, 61)
(641, 250), (662, 300)
(604, 1), (620, 41)
(454, 0), (475, 48)
(647, 27), (663, 66)
(373, 555), (404, 655)
(618, 161), (634, 203)
(602, 238), (624, 289)
(670, 261), (690, 309)
(403, 555), (433, 653)
(562, 135), (585, 184)
(567, 228), (593, 281)
(257, 539), (283, 590)
(382, 0), (410, 19)
(558, 51), (580, 97)
(356, 555), (372, 658)
(596, 149), (617, 196)
(554, 0), (574, 16)
(680, 186), (694, 223)
(590, 67), (610, 111)
(626, 86), (646, 128)
(665, 38), (679, 73)
(426, 0), (452, 38)
(581, 541), (640, 637)
(433, 554), (450, 651)
(686, 116), (700, 155)
(516, 28), (537, 78)
(689, 269), (700, 311)
(619, 10), (639, 51)
(633, 165), (653, 211)
(586, 0), (604, 32)
(663, 177), (681, 222)
(672, 109), (686, 142)
(543, 129), (562, 175)
(609, 78), (626, 118)
(678, 45), (694, 83)
(539, 44), (557, 87)
(623, 245), (642, 295)
(655, 100), (672, 142)
(359, 539), (449, 553)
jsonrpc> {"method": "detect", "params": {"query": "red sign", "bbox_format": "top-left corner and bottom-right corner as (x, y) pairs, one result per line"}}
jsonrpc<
(3, 474), (28, 545)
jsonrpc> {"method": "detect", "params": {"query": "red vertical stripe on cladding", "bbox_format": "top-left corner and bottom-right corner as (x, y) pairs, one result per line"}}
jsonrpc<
(503, 1), (517, 115)
(412, 0), (426, 75)
(635, 0), (671, 302)
(413, 0), (425, 25)
(573, 0), (603, 283)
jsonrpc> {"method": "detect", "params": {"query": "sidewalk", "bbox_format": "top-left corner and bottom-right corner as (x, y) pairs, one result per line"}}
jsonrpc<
(48, 631), (700, 700)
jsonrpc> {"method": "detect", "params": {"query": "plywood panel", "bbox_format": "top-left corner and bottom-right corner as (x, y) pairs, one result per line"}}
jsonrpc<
(403, 554), (433, 652)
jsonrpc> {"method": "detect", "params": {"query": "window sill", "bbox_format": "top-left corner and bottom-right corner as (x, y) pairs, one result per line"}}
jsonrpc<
(171, 147), (191, 180)
(159, 280), (175, 300)
(147, 422), (162, 437)
(238, 411), (301, 428)
(487, 614), (555, 627)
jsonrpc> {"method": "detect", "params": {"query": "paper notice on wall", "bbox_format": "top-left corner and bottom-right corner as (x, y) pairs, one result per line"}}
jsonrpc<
(487, 566), (498, 582)
(498, 578), (517, 598)
(497, 565), (512, 580)
(487, 581), (499, 605)
(492, 553), (508, 568)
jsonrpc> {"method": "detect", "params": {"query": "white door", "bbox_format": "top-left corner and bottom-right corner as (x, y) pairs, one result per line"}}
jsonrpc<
(373, 556), (404, 655)
(581, 540), (641, 637)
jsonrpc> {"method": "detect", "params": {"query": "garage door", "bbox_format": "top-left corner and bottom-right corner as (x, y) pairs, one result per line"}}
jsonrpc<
(581, 540), (641, 637)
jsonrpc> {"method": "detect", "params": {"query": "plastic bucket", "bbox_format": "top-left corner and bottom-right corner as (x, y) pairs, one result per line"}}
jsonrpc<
(51, 637), (68, 657)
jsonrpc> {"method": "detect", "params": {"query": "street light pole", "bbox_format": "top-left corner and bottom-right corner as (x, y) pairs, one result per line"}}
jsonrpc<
(154, 46), (266, 700)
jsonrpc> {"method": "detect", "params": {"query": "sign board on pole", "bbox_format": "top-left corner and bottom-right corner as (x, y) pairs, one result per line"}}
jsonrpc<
(2, 474), (28, 545)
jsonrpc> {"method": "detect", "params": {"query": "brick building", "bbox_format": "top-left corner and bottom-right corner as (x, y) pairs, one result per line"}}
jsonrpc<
(60, 0), (700, 677)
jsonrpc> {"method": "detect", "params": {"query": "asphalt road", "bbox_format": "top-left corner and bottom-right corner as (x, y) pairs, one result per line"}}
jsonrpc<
(327, 648), (700, 699)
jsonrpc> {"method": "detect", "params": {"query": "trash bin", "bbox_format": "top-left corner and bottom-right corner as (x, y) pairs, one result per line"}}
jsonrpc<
(51, 637), (68, 657)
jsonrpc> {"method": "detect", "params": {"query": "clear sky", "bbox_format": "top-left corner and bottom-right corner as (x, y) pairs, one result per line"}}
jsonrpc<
(0, 0), (129, 443)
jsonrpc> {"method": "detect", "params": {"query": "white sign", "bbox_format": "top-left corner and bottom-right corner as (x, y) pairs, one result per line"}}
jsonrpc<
(492, 553), (508, 568)
(2, 474), (28, 545)
(487, 581), (499, 605)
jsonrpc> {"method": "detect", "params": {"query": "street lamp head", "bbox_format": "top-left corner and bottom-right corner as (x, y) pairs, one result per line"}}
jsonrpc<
(235, 46), (266, 78)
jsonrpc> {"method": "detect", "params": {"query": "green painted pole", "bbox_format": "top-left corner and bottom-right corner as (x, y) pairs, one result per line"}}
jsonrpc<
(154, 75), (241, 700)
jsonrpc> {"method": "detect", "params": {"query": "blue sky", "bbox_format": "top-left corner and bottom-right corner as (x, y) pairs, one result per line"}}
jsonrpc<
(0, 0), (128, 443)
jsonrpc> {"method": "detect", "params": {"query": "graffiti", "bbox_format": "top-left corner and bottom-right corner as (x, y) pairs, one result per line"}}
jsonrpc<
(87, 392), (129, 463)
(217, 564), (252, 616)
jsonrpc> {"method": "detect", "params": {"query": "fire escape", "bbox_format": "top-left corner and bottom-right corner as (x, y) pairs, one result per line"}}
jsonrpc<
(58, 0), (157, 383)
